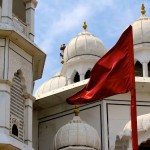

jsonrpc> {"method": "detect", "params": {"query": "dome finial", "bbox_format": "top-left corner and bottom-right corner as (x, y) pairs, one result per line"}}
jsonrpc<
(74, 105), (80, 116)
(141, 3), (146, 16)
(82, 21), (87, 30)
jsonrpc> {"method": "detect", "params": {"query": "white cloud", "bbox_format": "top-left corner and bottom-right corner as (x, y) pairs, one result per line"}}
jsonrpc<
(35, 0), (117, 53)
(34, 0), (150, 93)
(38, 4), (89, 53)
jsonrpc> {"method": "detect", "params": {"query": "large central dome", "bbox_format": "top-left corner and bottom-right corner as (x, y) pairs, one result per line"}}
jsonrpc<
(63, 22), (106, 63)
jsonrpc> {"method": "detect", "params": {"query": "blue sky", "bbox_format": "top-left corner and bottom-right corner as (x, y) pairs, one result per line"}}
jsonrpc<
(33, 0), (150, 93)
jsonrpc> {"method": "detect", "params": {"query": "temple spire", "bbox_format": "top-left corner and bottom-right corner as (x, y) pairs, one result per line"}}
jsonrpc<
(74, 105), (80, 116)
(82, 21), (87, 30)
(141, 3), (146, 16)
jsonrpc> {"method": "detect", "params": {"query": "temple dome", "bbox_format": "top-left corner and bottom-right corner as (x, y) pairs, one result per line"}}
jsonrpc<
(35, 73), (66, 98)
(119, 113), (150, 138)
(63, 23), (106, 63)
(54, 116), (101, 150)
(131, 4), (150, 50)
(132, 16), (150, 46)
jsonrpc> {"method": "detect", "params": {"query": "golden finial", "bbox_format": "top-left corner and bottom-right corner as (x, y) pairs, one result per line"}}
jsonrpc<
(74, 105), (80, 116)
(141, 3), (146, 16)
(82, 21), (87, 30)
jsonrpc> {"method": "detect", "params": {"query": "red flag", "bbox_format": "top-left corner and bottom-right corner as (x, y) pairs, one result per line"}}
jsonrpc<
(67, 25), (134, 105)
(67, 25), (138, 150)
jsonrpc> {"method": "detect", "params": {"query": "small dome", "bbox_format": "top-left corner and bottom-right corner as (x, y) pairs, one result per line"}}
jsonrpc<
(64, 29), (106, 63)
(54, 116), (100, 150)
(35, 73), (66, 98)
(132, 16), (150, 46)
(132, 3), (150, 48)
(120, 113), (150, 138)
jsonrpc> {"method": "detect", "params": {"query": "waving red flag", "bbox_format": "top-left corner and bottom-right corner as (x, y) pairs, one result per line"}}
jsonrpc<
(67, 25), (138, 150)
(67, 25), (134, 105)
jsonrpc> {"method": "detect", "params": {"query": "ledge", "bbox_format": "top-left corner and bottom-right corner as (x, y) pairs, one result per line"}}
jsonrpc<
(0, 134), (34, 150)
(0, 22), (46, 80)
(34, 77), (150, 110)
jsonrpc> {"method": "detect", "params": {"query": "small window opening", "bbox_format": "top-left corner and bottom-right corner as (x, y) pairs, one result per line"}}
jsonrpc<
(12, 124), (18, 137)
(12, 0), (26, 22)
(74, 72), (80, 83)
(148, 62), (150, 77)
(0, 0), (2, 8)
(135, 61), (143, 77)
(85, 70), (91, 79)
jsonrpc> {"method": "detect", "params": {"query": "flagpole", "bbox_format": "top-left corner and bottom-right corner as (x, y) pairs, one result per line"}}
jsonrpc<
(130, 88), (138, 150)
(127, 25), (138, 150)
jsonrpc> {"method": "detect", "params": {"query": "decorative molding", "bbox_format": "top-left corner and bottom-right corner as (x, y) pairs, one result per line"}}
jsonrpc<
(24, 93), (36, 102)
(0, 90), (10, 95)
(0, 80), (13, 86)
(23, 0), (38, 7)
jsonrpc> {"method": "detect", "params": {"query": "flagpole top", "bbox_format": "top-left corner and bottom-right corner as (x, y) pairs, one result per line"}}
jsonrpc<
(74, 105), (80, 116)
(141, 3), (146, 16)
(83, 21), (87, 30)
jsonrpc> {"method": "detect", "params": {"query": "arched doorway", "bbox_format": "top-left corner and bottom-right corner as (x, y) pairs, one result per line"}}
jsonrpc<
(135, 61), (143, 77)
(139, 139), (150, 150)
(84, 70), (91, 79)
(74, 72), (80, 83)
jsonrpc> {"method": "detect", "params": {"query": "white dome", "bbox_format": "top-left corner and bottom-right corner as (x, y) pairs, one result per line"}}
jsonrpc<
(132, 16), (150, 47)
(54, 116), (101, 150)
(35, 73), (66, 98)
(64, 30), (106, 63)
(120, 113), (150, 138)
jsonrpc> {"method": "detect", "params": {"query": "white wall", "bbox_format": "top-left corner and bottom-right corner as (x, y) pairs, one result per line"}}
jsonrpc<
(37, 104), (102, 150)
(35, 92), (150, 150)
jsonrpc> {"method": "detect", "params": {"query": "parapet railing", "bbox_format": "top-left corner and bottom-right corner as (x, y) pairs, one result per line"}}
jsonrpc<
(12, 14), (28, 36)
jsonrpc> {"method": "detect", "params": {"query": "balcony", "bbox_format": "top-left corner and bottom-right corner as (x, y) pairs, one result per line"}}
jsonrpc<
(12, 14), (28, 36)
(0, 6), (28, 37)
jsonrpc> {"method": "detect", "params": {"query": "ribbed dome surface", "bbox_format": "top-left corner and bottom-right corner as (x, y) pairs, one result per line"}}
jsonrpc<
(54, 116), (101, 150)
(121, 113), (150, 137)
(132, 16), (150, 46)
(64, 30), (106, 62)
(35, 73), (66, 98)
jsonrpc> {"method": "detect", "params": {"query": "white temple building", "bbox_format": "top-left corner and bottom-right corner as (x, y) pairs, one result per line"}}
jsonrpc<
(0, 0), (150, 150)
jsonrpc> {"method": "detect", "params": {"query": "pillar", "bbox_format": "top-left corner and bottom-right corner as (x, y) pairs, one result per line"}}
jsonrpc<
(0, 80), (12, 137)
(1, 0), (12, 24)
(80, 74), (85, 81)
(67, 78), (72, 85)
(142, 62), (148, 77)
(24, 0), (37, 41)
(24, 94), (35, 148)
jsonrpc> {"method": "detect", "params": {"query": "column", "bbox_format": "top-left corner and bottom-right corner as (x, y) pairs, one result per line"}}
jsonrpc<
(101, 100), (109, 150)
(142, 62), (148, 77)
(80, 74), (85, 81)
(24, 0), (37, 41)
(67, 78), (72, 85)
(1, 0), (12, 24)
(0, 81), (12, 138)
(24, 94), (35, 147)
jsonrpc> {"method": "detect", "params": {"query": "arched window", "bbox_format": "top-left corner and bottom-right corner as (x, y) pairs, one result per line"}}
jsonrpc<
(74, 72), (80, 83)
(85, 70), (91, 79)
(12, 124), (18, 137)
(135, 61), (143, 77)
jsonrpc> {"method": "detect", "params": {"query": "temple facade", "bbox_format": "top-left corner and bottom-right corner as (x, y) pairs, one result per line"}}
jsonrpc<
(0, 1), (150, 150)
